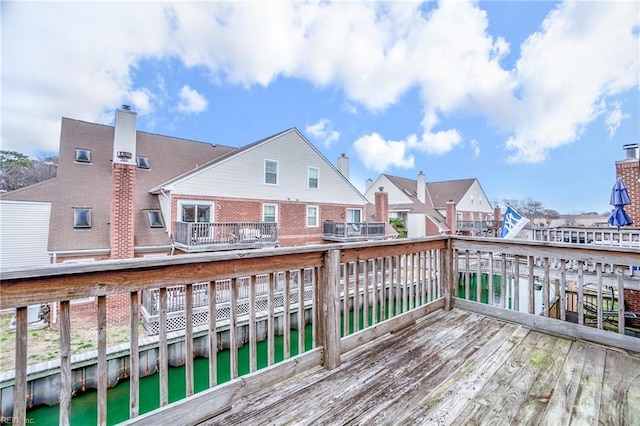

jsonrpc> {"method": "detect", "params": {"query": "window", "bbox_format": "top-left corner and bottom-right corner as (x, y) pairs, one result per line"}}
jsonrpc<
(137, 156), (150, 169)
(75, 148), (91, 163)
(308, 167), (319, 189)
(307, 206), (319, 227)
(263, 204), (277, 223)
(180, 203), (211, 223)
(73, 208), (91, 228)
(346, 208), (362, 223)
(264, 160), (278, 185)
(146, 210), (163, 228)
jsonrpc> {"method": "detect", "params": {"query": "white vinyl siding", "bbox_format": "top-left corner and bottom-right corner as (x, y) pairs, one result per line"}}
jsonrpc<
(171, 130), (367, 205)
(0, 201), (52, 267)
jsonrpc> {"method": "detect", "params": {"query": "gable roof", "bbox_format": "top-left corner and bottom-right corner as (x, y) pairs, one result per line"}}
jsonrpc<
(2, 117), (236, 253)
(426, 178), (476, 210)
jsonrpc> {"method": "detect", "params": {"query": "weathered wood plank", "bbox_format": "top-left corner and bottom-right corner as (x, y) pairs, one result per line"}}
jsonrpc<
(207, 280), (217, 387)
(129, 291), (140, 419)
(599, 348), (640, 425)
(13, 307), (27, 424)
(184, 283), (194, 396)
(158, 287), (168, 407)
(318, 249), (341, 370)
(454, 297), (640, 353)
(59, 301), (71, 426)
(229, 277), (238, 379)
(249, 275), (257, 373)
(564, 342), (606, 425)
(97, 295), (107, 426)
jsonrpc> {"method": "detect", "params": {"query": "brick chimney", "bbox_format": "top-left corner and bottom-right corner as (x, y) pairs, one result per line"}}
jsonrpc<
(446, 200), (456, 235)
(417, 171), (426, 203)
(616, 143), (639, 224)
(110, 106), (137, 259)
(375, 187), (389, 224)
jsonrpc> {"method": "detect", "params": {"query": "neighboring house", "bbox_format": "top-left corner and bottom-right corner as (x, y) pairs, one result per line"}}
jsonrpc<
(364, 172), (498, 238)
(1, 107), (374, 265)
(0, 107), (383, 328)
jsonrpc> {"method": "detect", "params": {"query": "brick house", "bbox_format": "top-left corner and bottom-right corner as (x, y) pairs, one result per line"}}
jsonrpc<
(364, 172), (498, 237)
(0, 107), (378, 327)
(615, 143), (640, 327)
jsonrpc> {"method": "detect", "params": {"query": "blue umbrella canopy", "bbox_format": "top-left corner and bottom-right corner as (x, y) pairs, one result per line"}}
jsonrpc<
(608, 178), (633, 227)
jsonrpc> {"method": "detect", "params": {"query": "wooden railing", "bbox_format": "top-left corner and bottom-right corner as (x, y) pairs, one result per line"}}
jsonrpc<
(1, 236), (638, 425)
(530, 226), (640, 248)
(452, 237), (639, 346)
(173, 221), (278, 252)
(322, 221), (387, 241)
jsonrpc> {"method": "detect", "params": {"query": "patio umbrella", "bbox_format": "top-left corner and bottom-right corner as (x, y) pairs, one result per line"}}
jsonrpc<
(608, 178), (633, 228)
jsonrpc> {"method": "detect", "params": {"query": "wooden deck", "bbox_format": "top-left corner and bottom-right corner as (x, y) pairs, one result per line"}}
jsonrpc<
(203, 308), (640, 425)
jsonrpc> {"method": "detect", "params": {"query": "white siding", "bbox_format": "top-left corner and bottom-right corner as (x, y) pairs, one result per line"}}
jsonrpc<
(173, 130), (366, 205)
(0, 201), (51, 268)
(113, 109), (137, 166)
(158, 192), (171, 233)
(407, 213), (426, 238)
(364, 175), (412, 205)
(455, 180), (493, 214)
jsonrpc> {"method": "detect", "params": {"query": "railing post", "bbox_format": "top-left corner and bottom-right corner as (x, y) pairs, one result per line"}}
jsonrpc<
(442, 237), (454, 310)
(318, 249), (341, 369)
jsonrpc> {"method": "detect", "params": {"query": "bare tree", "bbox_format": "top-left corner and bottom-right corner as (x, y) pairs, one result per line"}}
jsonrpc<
(0, 150), (57, 191)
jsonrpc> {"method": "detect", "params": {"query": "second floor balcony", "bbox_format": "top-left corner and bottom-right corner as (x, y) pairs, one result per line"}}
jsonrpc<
(322, 220), (387, 242)
(173, 221), (279, 253)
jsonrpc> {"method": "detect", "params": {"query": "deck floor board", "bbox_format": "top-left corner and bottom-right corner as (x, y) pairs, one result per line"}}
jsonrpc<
(201, 308), (640, 426)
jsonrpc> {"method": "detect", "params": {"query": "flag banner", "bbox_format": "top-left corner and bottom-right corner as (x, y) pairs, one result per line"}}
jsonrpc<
(500, 206), (529, 239)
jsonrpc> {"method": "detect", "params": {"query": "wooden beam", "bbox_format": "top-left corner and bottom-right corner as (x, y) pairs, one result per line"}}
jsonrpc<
(59, 301), (71, 426)
(319, 249), (341, 370)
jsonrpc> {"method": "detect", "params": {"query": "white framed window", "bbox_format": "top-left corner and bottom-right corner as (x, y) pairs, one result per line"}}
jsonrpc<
(264, 160), (278, 185)
(179, 201), (213, 223)
(307, 205), (319, 227)
(263, 203), (278, 223)
(346, 208), (362, 223)
(308, 167), (319, 189)
(73, 208), (92, 228)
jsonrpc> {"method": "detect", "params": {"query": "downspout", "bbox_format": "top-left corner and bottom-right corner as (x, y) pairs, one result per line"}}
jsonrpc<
(160, 188), (176, 255)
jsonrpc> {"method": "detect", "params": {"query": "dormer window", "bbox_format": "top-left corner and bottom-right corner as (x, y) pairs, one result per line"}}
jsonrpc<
(146, 210), (163, 228)
(137, 156), (150, 169)
(73, 208), (91, 228)
(75, 148), (91, 163)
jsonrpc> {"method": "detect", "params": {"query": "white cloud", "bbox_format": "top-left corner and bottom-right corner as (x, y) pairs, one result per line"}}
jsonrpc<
(353, 133), (415, 173)
(505, 2), (639, 163)
(470, 139), (480, 158)
(605, 102), (630, 138)
(305, 119), (340, 148)
(2, 0), (637, 167)
(176, 85), (208, 114)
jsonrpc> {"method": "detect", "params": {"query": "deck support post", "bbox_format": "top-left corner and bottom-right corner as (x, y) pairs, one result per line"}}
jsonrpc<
(318, 249), (341, 369)
(443, 237), (454, 310)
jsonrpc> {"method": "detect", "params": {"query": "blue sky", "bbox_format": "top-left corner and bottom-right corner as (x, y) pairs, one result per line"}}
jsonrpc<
(2, 1), (638, 214)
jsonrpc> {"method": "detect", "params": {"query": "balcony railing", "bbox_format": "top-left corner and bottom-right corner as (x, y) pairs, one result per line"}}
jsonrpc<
(173, 221), (278, 252)
(1, 237), (638, 424)
(530, 226), (640, 248)
(456, 220), (501, 236)
(322, 221), (387, 241)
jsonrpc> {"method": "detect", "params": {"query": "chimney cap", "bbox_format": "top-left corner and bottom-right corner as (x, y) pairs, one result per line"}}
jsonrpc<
(122, 104), (132, 111)
(379, 186), (384, 192)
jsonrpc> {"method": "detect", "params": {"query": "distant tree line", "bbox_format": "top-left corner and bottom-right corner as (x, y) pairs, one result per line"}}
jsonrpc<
(496, 197), (609, 225)
(0, 150), (58, 191)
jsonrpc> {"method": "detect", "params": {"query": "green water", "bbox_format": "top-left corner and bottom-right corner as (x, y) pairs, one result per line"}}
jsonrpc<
(27, 325), (314, 425)
(25, 296), (422, 425)
(457, 273), (503, 304)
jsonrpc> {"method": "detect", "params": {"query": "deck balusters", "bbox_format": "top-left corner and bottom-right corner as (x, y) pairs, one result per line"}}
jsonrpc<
(129, 292), (139, 419)
(208, 280), (218, 387)
(230, 277), (238, 379)
(249, 275), (257, 373)
(97, 295), (107, 426)
(185, 283), (194, 396)
(158, 287), (169, 407)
